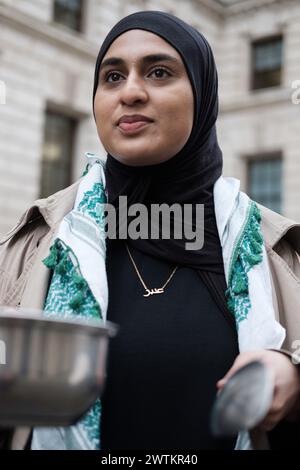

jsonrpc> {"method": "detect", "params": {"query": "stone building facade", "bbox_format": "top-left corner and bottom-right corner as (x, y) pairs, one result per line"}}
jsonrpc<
(0, 0), (299, 233)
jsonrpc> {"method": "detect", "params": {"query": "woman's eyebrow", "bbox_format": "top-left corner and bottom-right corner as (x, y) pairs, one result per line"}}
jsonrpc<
(99, 53), (181, 72)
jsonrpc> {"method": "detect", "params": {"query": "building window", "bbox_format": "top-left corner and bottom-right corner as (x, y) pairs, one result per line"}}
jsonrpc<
(53, 0), (83, 32)
(247, 155), (282, 213)
(251, 36), (283, 90)
(40, 111), (76, 198)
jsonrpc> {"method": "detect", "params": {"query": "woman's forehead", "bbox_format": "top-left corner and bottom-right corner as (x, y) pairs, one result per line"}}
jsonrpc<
(102, 29), (183, 62)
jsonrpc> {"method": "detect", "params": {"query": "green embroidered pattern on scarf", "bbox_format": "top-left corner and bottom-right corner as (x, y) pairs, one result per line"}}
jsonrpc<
(78, 182), (107, 229)
(225, 202), (263, 326)
(82, 163), (90, 177)
(43, 240), (102, 449)
(43, 240), (102, 320)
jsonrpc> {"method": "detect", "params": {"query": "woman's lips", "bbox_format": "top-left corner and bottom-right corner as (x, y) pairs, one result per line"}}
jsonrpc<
(118, 121), (152, 134)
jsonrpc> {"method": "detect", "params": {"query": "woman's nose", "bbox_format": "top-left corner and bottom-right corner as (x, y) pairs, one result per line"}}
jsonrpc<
(120, 73), (148, 105)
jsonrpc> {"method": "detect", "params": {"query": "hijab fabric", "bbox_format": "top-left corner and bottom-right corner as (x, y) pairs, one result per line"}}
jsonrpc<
(93, 10), (224, 274)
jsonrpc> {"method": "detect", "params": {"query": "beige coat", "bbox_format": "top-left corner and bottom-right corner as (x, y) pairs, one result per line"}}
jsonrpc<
(1, 180), (300, 449)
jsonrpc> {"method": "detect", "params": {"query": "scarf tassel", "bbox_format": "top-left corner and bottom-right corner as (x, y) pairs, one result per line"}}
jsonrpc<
(43, 242), (59, 269)
(43, 241), (101, 317)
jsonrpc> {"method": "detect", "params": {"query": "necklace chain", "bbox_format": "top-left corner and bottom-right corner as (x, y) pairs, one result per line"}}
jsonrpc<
(125, 243), (178, 297)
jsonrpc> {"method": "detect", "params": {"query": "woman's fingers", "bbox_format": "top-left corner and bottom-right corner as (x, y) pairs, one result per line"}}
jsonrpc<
(216, 350), (300, 431)
(216, 350), (300, 432)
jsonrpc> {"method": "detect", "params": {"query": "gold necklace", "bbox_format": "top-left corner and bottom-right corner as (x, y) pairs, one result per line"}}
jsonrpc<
(125, 243), (178, 298)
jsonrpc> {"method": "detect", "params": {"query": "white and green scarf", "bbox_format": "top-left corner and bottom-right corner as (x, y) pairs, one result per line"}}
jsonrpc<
(31, 153), (285, 450)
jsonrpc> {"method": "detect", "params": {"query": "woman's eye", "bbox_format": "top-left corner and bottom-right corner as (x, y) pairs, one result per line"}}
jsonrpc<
(149, 67), (171, 79)
(105, 72), (123, 83)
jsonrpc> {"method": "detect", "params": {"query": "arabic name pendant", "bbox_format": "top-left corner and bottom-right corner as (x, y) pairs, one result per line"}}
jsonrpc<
(143, 287), (165, 297)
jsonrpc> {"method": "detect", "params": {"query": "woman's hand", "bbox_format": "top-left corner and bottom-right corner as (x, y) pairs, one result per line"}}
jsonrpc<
(217, 350), (300, 431)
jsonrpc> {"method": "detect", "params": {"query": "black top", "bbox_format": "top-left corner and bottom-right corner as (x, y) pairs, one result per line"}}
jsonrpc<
(100, 239), (239, 450)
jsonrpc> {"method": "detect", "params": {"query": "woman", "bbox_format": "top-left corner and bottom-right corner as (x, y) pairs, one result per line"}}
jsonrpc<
(1, 11), (300, 451)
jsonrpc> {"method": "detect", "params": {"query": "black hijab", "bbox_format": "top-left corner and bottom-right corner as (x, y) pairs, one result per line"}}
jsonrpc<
(92, 10), (224, 275)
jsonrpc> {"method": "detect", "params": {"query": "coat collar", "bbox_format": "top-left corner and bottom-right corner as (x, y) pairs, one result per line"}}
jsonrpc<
(258, 203), (300, 253)
(0, 179), (81, 245)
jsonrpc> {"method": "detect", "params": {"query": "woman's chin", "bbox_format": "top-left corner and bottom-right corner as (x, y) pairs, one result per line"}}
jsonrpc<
(111, 153), (160, 167)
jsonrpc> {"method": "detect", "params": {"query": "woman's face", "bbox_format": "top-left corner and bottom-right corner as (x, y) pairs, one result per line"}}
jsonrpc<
(94, 30), (194, 166)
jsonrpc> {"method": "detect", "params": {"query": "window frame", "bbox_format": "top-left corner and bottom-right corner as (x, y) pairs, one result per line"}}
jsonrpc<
(250, 34), (284, 91)
(52, 0), (84, 34)
(39, 108), (78, 199)
(246, 151), (283, 214)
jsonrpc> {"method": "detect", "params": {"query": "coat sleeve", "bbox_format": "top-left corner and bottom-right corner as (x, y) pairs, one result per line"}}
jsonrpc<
(0, 217), (48, 307)
(274, 238), (300, 281)
(0, 218), (49, 450)
(267, 237), (300, 441)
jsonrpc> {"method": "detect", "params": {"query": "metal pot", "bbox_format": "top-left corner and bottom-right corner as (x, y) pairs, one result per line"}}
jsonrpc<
(0, 308), (118, 427)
